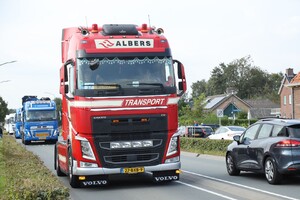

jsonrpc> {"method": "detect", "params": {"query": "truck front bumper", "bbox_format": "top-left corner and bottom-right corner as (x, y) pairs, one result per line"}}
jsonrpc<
(72, 160), (181, 176)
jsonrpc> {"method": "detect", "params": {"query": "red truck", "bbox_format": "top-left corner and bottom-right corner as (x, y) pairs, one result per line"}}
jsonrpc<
(54, 23), (187, 188)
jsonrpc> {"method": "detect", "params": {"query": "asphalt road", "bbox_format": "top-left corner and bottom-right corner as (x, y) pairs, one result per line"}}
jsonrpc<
(19, 140), (300, 200)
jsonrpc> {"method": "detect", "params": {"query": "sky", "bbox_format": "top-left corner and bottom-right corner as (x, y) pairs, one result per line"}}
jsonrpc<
(0, 0), (300, 109)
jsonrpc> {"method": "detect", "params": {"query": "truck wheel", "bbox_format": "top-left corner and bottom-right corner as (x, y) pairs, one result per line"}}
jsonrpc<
(54, 144), (66, 176)
(226, 153), (240, 176)
(22, 133), (25, 144)
(68, 147), (80, 188)
(264, 157), (282, 184)
(22, 133), (30, 145)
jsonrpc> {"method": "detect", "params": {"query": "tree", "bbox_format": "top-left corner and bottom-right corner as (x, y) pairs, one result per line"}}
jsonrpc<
(192, 94), (206, 119)
(207, 65), (226, 95)
(191, 79), (207, 98)
(0, 96), (9, 124)
(203, 55), (281, 101)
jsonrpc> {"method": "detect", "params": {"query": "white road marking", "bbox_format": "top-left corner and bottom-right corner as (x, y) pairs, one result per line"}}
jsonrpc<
(182, 170), (299, 200)
(177, 181), (238, 200)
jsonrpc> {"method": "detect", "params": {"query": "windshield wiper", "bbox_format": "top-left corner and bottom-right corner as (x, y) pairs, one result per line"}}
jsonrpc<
(93, 83), (123, 96)
(127, 82), (165, 88)
(94, 83), (122, 89)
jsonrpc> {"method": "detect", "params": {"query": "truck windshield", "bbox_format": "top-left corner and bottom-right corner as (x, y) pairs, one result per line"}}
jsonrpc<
(25, 110), (57, 121)
(16, 113), (22, 122)
(77, 57), (175, 90)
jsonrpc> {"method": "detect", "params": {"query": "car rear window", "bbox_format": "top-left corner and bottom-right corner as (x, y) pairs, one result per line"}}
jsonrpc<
(229, 127), (245, 131)
(203, 128), (213, 134)
(188, 127), (203, 134)
(272, 125), (287, 137)
(288, 125), (300, 138)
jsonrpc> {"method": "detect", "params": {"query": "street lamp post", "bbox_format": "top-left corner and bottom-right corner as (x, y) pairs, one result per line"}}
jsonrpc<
(0, 60), (17, 67)
(0, 80), (11, 83)
(0, 60), (17, 84)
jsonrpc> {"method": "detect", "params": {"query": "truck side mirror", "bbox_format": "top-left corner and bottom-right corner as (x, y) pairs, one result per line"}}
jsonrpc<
(173, 60), (187, 96)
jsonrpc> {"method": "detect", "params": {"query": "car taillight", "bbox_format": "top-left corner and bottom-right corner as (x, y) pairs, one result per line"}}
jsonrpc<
(275, 140), (300, 147)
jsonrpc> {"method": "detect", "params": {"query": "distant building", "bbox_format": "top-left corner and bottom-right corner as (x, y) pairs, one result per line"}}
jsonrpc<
(244, 99), (280, 119)
(278, 68), (296, 118)
(204, 93), (250, 118)
(204, 93), (280, 119)
(284, 70), (300, 119)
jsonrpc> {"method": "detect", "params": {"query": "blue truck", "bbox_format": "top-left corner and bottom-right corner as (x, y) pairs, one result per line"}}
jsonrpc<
(14, 108), (22, 139)
(21, 96), (59, 145)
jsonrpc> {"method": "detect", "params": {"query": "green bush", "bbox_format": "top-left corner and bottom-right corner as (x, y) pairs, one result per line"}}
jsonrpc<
(180, 137), (232, 156)
(0, 136), (69, 200)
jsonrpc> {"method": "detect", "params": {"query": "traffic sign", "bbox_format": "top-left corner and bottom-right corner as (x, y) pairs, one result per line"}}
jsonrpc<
(216, 109), (224, 118)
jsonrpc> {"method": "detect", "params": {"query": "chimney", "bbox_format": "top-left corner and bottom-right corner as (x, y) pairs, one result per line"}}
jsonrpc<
(286, 68), (294, 77)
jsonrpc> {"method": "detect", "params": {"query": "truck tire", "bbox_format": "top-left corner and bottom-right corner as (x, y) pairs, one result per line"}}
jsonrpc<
(54, 144), (66, 176)
(22, 133), (30, 145)
(68, 147), (80, 188)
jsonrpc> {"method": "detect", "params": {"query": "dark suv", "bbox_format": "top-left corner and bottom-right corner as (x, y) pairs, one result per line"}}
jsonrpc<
(226, 118), (300, 184)
(184, 126), (214, 138)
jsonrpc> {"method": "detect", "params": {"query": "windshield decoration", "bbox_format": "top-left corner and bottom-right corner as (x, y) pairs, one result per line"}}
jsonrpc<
(77, 57), (175, 94)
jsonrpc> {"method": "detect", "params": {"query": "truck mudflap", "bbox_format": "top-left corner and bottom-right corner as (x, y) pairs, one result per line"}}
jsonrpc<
(152, 170), (180, 183)
(79, 175), (109, 187)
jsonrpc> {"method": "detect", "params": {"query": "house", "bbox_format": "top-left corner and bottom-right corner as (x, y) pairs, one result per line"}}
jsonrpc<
(278, 68), (296, 118)
(204, 93), (280, 119)
(244, 99), (280, 119)
(284, 71), (300, 119)
(204, 93), (251, 118)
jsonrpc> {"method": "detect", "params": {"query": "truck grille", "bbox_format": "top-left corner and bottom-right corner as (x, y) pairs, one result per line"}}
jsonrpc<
(92, 114), (168, 168)
(104, 153), (159, 164)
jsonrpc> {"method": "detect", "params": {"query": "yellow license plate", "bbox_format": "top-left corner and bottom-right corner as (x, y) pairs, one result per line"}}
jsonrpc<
(122, 167), (144, 174)
(36, 133), (48, 138)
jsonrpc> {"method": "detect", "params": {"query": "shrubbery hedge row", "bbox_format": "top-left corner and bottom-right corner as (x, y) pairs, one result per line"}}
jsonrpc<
(180, 137), (232, 156)
(0, 135), (69, 200)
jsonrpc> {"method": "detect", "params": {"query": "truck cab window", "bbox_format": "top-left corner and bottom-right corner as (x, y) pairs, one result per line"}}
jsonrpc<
(76, 57), (175, 92)
(68, 65), (75, 96)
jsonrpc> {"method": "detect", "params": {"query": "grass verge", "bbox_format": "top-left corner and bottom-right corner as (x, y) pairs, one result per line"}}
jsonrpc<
(0, 138), (5, 195)
(0, 135), (69, 200)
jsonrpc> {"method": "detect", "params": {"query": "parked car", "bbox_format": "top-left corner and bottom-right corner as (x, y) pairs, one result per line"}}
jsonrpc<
(226, 118), (300, 184)
(177, 126), (186, 136)
(208, 126), (245, 140)
(184, 126), (214, 138)
(201, 124), (220, 131)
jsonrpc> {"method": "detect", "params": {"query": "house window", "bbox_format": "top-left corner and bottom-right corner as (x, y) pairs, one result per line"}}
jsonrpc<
(284, 96), (286, 105)
(289, 95), (292, 105)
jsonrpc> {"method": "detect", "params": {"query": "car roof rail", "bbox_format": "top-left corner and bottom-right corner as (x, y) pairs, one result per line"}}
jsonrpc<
(259, 118), (291, 123)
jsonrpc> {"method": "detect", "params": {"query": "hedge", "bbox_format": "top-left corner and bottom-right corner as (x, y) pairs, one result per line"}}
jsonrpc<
(180, 137), (232, 156)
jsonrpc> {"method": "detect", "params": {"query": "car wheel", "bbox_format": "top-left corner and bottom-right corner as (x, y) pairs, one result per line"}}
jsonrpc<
(226, 153), (240, 176)
(264, 157), (282, 184)
(68, 147), (80, 188)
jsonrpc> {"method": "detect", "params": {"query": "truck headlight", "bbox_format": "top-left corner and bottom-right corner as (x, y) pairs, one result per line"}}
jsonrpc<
(80, 140), (96, 161)
(167, 136), (178, 156)
(53, 129), (59, 136)
(25, 130), (32, 137)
